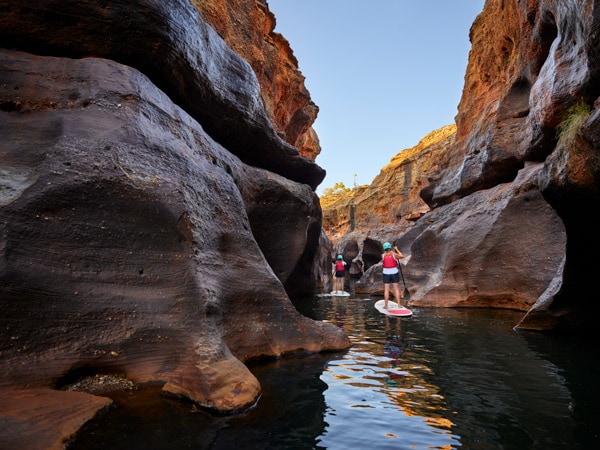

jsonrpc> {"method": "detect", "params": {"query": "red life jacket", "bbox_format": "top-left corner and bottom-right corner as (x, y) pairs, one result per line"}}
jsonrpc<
(335, 260), (345, 271)
(383, 254), (397, 268)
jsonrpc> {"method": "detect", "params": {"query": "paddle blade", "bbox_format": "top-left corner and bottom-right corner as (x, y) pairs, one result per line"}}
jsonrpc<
(403, 287), (410, 300)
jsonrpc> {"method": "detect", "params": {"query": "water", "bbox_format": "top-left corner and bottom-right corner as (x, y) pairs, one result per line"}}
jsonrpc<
(69, 293), (600, 449)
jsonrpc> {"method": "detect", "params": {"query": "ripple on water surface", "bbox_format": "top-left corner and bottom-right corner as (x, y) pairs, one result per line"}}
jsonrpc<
(69, 294), (600, 450)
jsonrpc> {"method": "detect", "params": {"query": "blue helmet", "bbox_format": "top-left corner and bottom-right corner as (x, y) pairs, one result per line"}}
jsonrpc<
(337, 254), (343, 260)
(383, 242), (392, 250)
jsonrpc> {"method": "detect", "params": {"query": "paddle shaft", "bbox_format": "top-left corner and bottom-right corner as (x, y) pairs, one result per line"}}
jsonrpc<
(398, 263), (410, 299)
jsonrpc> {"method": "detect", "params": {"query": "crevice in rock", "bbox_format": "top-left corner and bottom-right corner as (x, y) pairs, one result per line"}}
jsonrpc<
(55, 366), (136, 395)
(533, 8), (558, 76)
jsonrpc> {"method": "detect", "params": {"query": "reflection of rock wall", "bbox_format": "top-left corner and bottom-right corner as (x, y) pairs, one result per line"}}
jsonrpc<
(0, 1), (349, 446)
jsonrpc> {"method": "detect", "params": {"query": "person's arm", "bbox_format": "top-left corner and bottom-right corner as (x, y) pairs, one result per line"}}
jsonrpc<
(393, 246), (404, 259)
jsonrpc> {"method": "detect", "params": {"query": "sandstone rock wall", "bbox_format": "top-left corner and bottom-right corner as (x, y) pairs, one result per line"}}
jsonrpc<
(0, 0), (349, 446)
(322, 124), (456, 277)
(323, 0), (600, 335)
(0, 0), (324, 189)
(192, 0), (321, 161)
(424, 0), (600, 206)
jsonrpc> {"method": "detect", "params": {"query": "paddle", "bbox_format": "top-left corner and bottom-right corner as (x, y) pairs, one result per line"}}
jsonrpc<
(397, 262), (410, 300)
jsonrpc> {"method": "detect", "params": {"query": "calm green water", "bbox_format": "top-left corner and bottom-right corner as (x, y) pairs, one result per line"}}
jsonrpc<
(69, 293), (600, 449)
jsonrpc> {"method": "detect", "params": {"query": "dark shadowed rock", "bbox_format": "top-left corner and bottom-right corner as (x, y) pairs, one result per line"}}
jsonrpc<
(239, 173), (324, 296)
(0, 49), (349, 444)
(0, 0), (325, 189)
(0, 0), (336, 446)
(517, 96), (600, 332)
(356, 165), (566, 309)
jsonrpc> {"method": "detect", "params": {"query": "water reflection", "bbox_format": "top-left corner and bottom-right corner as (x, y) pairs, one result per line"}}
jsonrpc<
(69, 293), (600, 449)
(405, 307), (577, 449)
(301, 293), (599, 449)
(313, 296), (459, 449)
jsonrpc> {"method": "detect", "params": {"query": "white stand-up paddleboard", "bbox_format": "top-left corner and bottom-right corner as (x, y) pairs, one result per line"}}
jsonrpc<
(374, 299), (412, 317)
(329, 291), (350, 297)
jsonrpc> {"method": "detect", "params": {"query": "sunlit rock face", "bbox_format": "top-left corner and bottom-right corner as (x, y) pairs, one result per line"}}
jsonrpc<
(192, 0), (322, 161)
(326, 0), (600, 333)
(323, 125), (455, 238)
(424, 0), (600, 207)
(418, 0), (600, 332)
(0, 0), (349, 447)
(322, 125), (456, 279)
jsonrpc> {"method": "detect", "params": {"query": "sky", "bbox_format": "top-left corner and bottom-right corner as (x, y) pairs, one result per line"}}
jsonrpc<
(267, 0), (486, 195)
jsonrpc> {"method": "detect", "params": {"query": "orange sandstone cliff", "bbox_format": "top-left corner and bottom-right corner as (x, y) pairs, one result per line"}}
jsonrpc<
(194, 0), (321, 161)
(323, 0), (600, 336)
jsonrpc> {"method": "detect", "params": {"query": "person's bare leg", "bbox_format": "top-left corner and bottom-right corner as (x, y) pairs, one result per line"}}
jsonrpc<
(384, 284), (390, 308)
(393, 282), (401, 305)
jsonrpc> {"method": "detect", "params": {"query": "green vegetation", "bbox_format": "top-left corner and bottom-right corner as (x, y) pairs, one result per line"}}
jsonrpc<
(556, 101), (591, 144)
(322, 182), (352, 196)
(319, 182), (357, 209)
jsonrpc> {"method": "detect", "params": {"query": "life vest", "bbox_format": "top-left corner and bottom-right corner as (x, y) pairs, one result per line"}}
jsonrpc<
(335, 260), (345, 271)
(382, 254), (397, 268)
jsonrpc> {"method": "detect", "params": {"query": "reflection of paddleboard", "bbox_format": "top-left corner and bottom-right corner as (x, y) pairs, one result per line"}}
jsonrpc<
(374, 299), (412, 317)
(330, 291), (350, 297)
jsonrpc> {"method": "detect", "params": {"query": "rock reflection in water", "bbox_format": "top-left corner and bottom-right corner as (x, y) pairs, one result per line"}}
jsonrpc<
(69, 292), (600, 449)
(315, 297), (458, 449)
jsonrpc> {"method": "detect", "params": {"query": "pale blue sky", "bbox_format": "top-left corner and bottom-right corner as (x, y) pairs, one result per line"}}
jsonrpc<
(267, 0), (486, 194)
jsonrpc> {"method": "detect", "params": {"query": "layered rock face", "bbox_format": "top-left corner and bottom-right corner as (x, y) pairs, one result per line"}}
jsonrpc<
(326, 0), (600, 334)
(323, 125), (456, 236)
(0, 0), (324, 190)
(192, 0), (321, 161)
(0, 0), (349, 447)
(322, 125), (456, 278)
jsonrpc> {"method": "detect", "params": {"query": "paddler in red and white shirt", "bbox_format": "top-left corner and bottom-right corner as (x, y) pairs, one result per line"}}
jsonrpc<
(381, 242), (404, 309)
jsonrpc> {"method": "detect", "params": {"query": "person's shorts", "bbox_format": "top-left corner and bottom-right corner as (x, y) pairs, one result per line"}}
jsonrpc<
(335, 270), (345, 278)
(383, 272), (400, 284)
